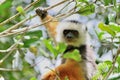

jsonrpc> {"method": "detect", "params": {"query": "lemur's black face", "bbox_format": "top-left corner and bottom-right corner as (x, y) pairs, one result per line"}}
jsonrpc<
(63, 29), (79, 42)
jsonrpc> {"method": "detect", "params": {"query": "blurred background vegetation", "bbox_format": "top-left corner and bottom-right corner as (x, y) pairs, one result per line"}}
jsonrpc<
(0, 0), (120, 80)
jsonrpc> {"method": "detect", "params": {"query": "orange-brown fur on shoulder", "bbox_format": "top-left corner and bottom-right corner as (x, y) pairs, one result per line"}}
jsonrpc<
(41, 59), (86, 80)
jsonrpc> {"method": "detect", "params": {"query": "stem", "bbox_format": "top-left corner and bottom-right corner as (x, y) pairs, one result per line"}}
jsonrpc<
(45, 0), (71, 11)
(0, 15), (36, 35)
(0, 0), (71, 37)
(103, 47), (120, 80)
(0, 0), (75, 65)
(0, 0), (41, 26)
(0, 68), (19, 71)
(0, 39), (21, 64)
(0, 4), (75, 37)
(56, 0), (73, 15)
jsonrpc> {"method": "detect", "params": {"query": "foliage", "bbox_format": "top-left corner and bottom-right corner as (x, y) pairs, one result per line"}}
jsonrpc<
(76, 2), (95, 15)
(63, 49), (81, 62)
(0, 0), (120, 80)
(43, 39), (67, 58)
(0, 0), (12, 22)
(16, 6), (25, 16)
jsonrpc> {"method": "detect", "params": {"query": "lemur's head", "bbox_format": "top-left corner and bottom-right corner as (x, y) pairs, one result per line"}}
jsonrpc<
(56, 20), (87, 47)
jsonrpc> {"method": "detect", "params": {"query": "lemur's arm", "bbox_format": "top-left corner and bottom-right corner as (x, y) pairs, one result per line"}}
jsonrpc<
(35, 8), (59, 41)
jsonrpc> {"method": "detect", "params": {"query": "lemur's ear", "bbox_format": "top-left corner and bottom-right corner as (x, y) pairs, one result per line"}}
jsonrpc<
(35, 8), (48, 19)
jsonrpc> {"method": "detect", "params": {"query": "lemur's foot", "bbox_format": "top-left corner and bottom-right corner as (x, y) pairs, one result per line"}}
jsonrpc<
(35, 8), (48, 19)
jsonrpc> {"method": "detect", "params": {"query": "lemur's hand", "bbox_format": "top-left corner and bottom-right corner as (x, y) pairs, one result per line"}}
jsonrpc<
(35, 8), (48, 19)
(41, 71), (56, 80)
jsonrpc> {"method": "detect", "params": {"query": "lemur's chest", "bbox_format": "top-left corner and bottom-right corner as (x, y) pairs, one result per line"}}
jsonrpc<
(56, 59), (86, 80)
(60, 45), (89, 80)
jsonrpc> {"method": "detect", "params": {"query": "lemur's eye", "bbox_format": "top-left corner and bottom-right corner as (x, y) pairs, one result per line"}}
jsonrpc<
(63, 30), (69, 35)
(63, 30), (79, 35)
(72, 30), (79, 35)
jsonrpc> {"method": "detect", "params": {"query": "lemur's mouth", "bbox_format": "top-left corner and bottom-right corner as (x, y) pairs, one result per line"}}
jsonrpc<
(66, 38), (74, 42)
(66, 38), (78, 42)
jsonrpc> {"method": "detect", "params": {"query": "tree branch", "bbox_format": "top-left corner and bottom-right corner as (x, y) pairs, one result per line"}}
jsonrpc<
(0, 0), (41, 26)
(0, 3), (75, 66)
(0, 42), (18, 53)
(0, 9), (75, 52)
(0, 68), (19, 71)
(0, 39), (21, 64)
(0, 0), (71, 37)
(0, 4), (75, 37)
(103, 47), (120, 80)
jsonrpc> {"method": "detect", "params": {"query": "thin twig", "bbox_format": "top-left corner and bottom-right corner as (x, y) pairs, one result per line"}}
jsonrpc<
(0, 7), (75, 37)
(0, 15), (36, 36)
(0, 24), (39, 37)
(0, 21), (30, 64)
(0, 0), (75, 64)
(0, 68), (19, 71)
(56, 0), (73, 15)
(0, 10), (75, 54)
(0, 0), (41, 26)
(103, 47), (120, 80)
(0, 39), (21, 64)
(0, 0), (71, 37)
(0, 10), (75, 65)
(46, 67), (61, 80)
(0, 42), (18, 53)
(44, 0), (71, 11)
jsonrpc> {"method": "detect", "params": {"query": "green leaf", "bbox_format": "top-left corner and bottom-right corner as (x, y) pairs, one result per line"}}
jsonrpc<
(77, 4), (95, 15)
(43, 39), (58, 58)
(103, 0), (112, 6)
(23, 30), (42, 47)
(104, 60), (112, 66)
(109, 23), (120, 32)
(23, 39), (37, 47)
(92, 72), (101, 80)
(43, 40), (66, 58)
(113, 0), (116, 7)
(118, 5), (120, 12)
(16, 6), (25, 16)
(0, 0), (12, 22)
(96, 31), (105, 40)
(98, 62), (109, 73)
(26, 30), (42, 37)
(77, 0), (89, 3)
(117, 56), (120, 65)
(63, 49), (81, 62)
(98, 22), (116, 36)
(30, 77), (37, 80)
(0, 26), (8, 32)
(64, 76), (69, 80)
(97, 61), (112, 77)
(56, 43), (67, 53)
(113, 65), (120, 73)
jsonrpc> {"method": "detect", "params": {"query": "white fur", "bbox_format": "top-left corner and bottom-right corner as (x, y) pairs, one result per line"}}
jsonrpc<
(56, 21), (88, 47)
